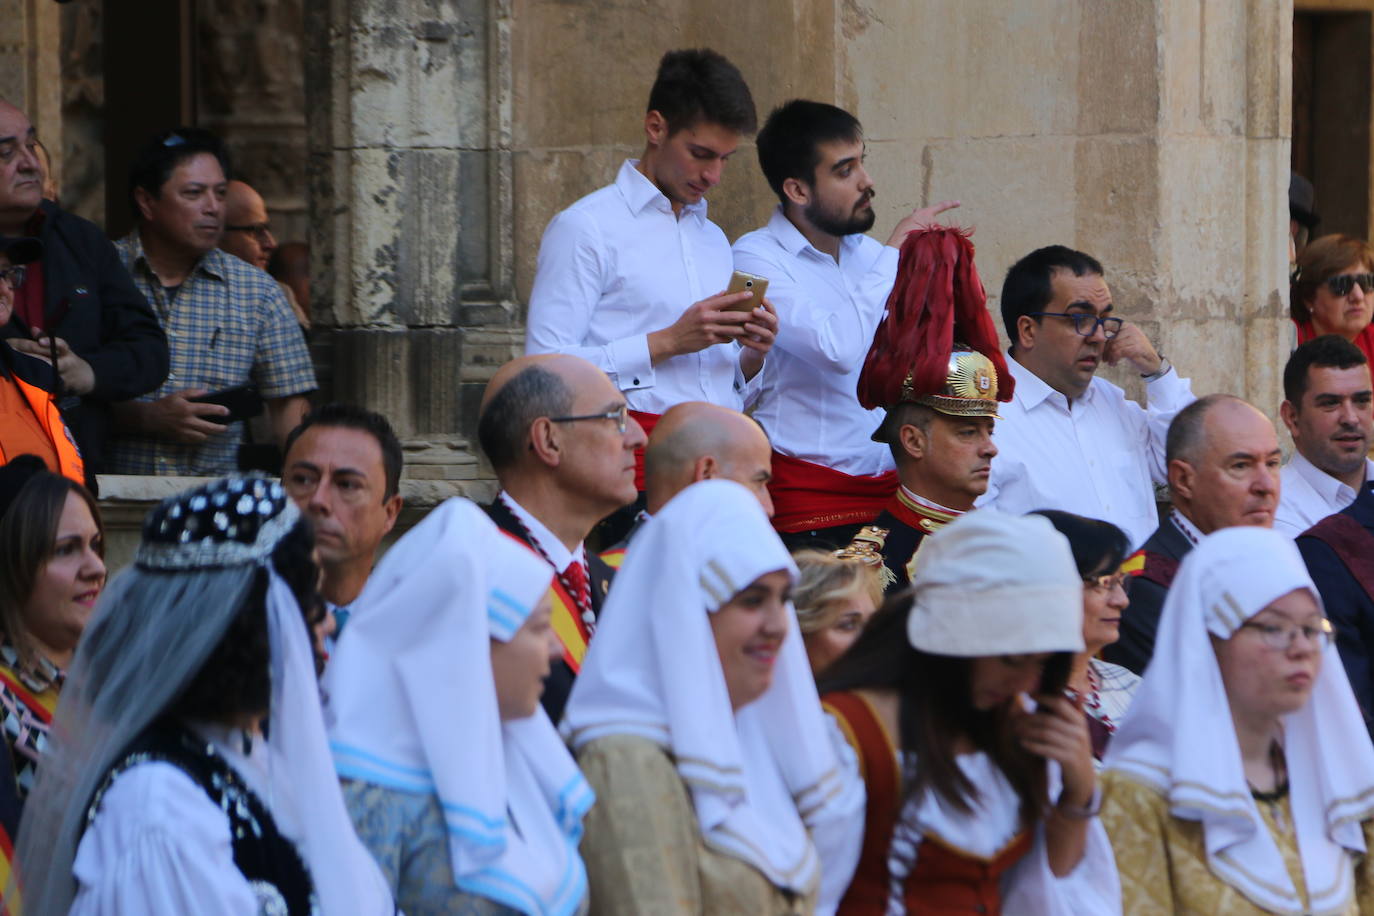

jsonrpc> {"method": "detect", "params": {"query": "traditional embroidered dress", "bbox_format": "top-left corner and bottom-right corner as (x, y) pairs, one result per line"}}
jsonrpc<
(1080, 659), (1139, 766)
(843, 488), (963, 594)
(0, 642), (61, 803)
(1102, 527), (1374, 914)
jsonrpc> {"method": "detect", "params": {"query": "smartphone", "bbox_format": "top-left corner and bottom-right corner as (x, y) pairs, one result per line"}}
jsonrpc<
(190, 384), (264, 425)
(724, 270), (769, 312)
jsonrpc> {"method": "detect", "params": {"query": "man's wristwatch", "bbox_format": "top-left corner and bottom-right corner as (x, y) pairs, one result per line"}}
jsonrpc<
(1140, 356), (1171, 382)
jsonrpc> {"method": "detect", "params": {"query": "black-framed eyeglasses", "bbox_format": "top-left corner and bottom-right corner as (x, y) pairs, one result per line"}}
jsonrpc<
(0, 265), (26, 288)
(1238, 618), (1333, 652)
(548, 404), (628, 434)
(226, 222), (274, 242)
(1324, 272), (1374, 297)
(1028, 311), (1124, 339)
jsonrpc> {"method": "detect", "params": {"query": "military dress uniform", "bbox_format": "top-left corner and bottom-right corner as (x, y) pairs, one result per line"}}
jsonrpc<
(843, 490), (961, 595)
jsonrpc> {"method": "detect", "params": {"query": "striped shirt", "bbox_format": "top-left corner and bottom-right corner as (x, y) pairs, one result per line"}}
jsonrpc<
(108, 234), (316, 475)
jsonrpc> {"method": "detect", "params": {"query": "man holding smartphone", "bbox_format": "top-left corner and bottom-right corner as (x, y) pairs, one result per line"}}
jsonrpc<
(733, 99), (958, 549)
(524, 49), (778, 497)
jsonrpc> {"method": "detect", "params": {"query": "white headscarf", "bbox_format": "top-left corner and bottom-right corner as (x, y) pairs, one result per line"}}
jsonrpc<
(562, 479), (864, 899)
(325, 497), (592, 916)
(1104, 526), (1374, 914)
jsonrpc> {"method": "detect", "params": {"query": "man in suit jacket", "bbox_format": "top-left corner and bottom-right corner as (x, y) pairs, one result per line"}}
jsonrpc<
(476, 353), (647, 721)
(1105, 394), (1281, 673)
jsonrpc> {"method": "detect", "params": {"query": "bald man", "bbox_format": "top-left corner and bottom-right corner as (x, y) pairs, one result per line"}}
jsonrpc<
(1106, 394), (1282, 673)
(476, 353), (647, 720)
(221, 180), (309, 329)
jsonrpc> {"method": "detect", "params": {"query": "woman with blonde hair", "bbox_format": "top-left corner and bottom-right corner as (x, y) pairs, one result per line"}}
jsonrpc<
(791, 550), (882, 676)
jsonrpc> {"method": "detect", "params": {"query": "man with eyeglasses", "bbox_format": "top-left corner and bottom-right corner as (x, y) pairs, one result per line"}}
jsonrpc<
(0, 97), (168, 474)
(1106, 394), (1282, 674)
(476, 353), (648, 721)
(979, 245), (1195, 550)
(220, 180), (309, 331)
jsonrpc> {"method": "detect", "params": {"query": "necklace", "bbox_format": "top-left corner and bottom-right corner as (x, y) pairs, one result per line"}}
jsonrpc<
(499, 495), (596, 634)
(1248, 737), (1291, 833)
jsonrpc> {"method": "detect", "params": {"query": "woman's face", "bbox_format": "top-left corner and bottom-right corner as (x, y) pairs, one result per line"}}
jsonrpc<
(1309, 260), (1373, 339)
(710, 569), (792, 711)
(1082, 571), (1129, 654)
(968, 653), (1051, 711)
(1214, 588), (1324, 722)
(490, 592), (558, 721)
(802, 592), (877, 676)
(21, 492), (105, 658)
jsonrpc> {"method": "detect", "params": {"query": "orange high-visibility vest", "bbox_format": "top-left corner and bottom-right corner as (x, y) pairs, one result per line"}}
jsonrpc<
(0, 372), (84, 485)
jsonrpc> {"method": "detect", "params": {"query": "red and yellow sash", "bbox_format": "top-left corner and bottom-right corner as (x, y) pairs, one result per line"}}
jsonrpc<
(498, 531), (592, 673)
(598, 547), (627, 570)
(0, 668), (55, 725)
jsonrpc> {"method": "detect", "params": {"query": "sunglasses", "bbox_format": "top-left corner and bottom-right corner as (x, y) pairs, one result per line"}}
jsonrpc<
(1324, 273), (1374, 297)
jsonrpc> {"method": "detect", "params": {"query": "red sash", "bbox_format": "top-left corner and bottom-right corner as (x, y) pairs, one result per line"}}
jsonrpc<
(628, 410), (661, 492)
(599, 546), (627, 570)
(769, 452), (898, 533)
(497, 532), (591, 673)
(0, 668), (55, 724)
(824, 691), (900, 916)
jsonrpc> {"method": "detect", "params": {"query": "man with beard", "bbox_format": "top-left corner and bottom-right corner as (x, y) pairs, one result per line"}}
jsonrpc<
(1274, 335), (1374, 536)
(1105, 394), (1281, 673)
(733, 100), (959, 549)
(979, 246), (1195, 550)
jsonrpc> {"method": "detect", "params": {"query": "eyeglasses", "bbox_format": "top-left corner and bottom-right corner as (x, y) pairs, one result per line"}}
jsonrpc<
(1084, 572), (1128, 592)
(1027, 311), (1124, 339)
(1238, 618), (1333, 652)
(0, 265), (26, 288)
(1323, 273), (1374, 297)
(547, 404), (629, 434)
(226, 222), (274, 242)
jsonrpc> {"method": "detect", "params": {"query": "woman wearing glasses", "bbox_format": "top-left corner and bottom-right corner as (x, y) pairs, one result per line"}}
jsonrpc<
(1291, 235), (1374, 363)
(1033, 511), (1137, 765)
(1101, 526), (1374, 914)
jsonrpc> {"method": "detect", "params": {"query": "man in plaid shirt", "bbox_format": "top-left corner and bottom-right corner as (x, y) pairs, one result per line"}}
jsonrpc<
(108, 128), (315, 476)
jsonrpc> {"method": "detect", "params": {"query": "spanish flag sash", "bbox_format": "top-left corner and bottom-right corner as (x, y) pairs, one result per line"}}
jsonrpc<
(497, 531), (592, 673)
(0, 667), (55, 724)
(599, 546), (627, 570)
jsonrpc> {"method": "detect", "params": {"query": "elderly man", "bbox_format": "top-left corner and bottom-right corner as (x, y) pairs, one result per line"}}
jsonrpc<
(282, 403), (403, 646)
(979, 246), (1196, 549)
(1274, 335), (1374, 537)
(477, 353), (647, 720)
(220, 180), (309, 330)
(1105, 394), (1282, 673)
(0, 97), (168, 472)
(108, 127), (316, 476)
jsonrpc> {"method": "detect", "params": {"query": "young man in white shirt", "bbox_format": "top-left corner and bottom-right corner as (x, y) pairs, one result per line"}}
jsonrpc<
(979, 245), (1196, 549)
(524, 49), (777, 501)
(731, 99), (958, 548)
(1275, 334), (1374, 536)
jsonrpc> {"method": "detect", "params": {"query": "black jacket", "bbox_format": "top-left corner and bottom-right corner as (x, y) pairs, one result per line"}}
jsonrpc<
(1103, 514), (1193, 674)
(3, 201), (169, 471)
(484, 495), (612, 724)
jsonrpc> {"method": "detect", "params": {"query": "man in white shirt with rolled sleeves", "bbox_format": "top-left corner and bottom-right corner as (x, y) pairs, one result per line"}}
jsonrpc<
(732, 99), (959, 549)
(978, 245), (1196, 549)
(524, 49), (777, 500)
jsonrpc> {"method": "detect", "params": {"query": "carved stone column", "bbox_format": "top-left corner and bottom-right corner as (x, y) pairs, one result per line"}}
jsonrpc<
(1, 0), (63, 180)
(304, 0), (519, 497)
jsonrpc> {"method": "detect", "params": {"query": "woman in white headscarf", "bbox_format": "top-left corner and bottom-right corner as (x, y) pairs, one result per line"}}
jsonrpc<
(1101, 526), (1374, 914)
(12, 476), (394, 916)
(562, 479), (865, 916)
(325, 498), (593, 916)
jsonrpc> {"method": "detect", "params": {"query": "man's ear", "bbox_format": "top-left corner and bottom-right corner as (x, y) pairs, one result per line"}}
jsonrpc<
(1015, 314), (1039, 352)
(693, 455), (718, 482)
(1167, 458), (1196, 502)
(133, 186), (157, 224)
(644, 110), (669, 148)
(1279, 399), (1300, 439)
(527, 418), (562, 468)
(898, 423), (928, 462)
(781, 176), (810, 208)
(380, 494), (404, 536)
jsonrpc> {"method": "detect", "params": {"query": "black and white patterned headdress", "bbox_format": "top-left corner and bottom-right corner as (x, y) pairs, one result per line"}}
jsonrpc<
(137, 476), (300, 570)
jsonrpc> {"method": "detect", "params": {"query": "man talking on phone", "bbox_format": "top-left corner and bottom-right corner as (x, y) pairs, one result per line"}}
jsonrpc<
(524, 49), (778, 507)
(733, 99), (959, 549)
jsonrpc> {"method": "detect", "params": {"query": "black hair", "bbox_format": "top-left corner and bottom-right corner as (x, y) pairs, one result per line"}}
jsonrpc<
(1164, 393), (1244, 466)
(164, 518), (322, 723)
(883, 402), (936, 463)
(1283, 334), (1369, 406)
(755, 99), (862, 206)
(127, 127), (231, 224)
(476, 365), (575, 471)
(1000, 245), (1105, 344)
(284, 403), (404, 501)
(818, 595), (1071, 821)
(1029, 510), (1130, 579)
(647, 49), (757, 136)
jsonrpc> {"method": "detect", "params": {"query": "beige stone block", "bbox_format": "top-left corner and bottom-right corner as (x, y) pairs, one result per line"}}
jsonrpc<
(1077, 0), (1160, 136)
(1154, 136), (1249, 317)
(1073, 136), (1160, 282)
(1246, 0), (1291, 139)
(1161, 316), (1250, 401)
(1159, 0), (1247, 137)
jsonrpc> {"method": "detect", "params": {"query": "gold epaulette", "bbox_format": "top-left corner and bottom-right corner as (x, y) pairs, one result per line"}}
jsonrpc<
(834, 526), (897, 590)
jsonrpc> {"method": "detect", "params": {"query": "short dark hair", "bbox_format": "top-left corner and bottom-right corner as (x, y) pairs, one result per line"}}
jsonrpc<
(283, 403), (404, 501)
(755, 100), (862, 205)
(1000, 245), (1105, 343)
(1283, 334), (1369, 406)
(127, 127), (232, 224)
(647, 49), (757, 136)
(884, 402), (936, 463)
(477, 366), (575, 471)
(1165, 393), (1244, 466)
(1030, 510), (1130, 580)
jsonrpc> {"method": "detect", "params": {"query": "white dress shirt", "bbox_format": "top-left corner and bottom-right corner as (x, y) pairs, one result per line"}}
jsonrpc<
(1273, 451), (1374, 537)
(978, 354), (1195, 549)
(500, 491), (584, 575)
(525, 159), (758, 414)
(732, 206), (897, 476)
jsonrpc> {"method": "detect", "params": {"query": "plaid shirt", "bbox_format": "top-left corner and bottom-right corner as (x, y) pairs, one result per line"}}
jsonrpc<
(108, 234), (316, 475)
